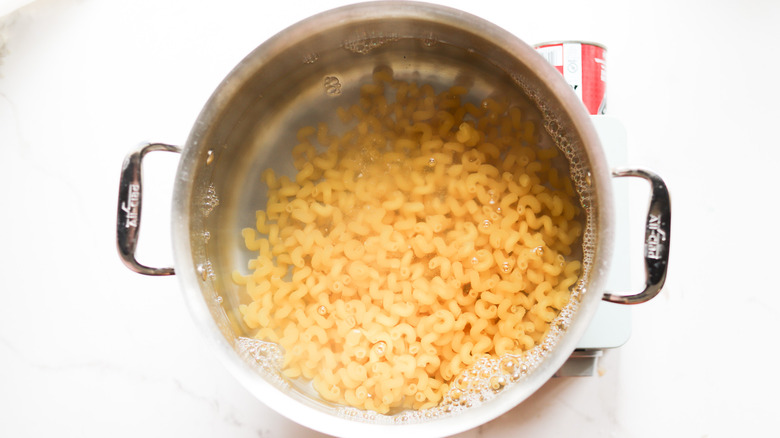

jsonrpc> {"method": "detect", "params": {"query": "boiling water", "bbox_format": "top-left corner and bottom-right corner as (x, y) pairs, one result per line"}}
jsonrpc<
(203, 35), (597, 423)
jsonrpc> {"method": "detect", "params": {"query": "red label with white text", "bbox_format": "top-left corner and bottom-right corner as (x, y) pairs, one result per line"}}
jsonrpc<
(534, 42), (606, 115)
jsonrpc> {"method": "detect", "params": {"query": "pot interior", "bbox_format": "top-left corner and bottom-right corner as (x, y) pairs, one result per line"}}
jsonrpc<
(173, 2), (611, 433)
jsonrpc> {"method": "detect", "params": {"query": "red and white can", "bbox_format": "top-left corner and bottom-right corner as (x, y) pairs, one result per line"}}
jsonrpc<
(534, 41), (607, 115)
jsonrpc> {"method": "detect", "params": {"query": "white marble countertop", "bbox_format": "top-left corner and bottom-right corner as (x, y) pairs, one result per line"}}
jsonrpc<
(2, 0), (778, 437)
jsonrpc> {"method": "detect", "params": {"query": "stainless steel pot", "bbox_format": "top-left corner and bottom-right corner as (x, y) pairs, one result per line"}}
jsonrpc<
(116, 2), (670, 436)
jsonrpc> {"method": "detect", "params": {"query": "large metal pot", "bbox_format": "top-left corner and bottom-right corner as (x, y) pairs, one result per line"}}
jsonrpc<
(116, 2), (670, 437)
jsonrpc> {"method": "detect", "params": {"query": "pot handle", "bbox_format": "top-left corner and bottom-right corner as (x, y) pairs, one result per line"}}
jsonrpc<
(116, 143), (181, 276)
(602, 168), (671, 304)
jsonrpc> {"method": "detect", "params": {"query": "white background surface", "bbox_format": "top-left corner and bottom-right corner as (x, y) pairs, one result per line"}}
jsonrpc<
(1, 0), (779, 437)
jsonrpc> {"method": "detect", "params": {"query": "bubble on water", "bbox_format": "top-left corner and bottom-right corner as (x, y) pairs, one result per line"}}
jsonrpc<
(198, 260), (215, 281)
(501, 261), (512, 273)
(324, 76), (342, 96)
(500, 356), (519, 374)
(490, 376), (506, 391)
(372, 341), (387, 356)
(303, 53), (319, 64)
(317, 305), (328, 316)
(342, 33), (399, 54)
(236, 337), (286, 386)
(481, 219), (491, 229)
(201, 183), (220, 217)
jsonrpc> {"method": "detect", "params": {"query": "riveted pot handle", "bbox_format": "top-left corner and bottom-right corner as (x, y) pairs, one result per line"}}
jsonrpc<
(116, 143), (181, 276)
(602, 168), (671, 304)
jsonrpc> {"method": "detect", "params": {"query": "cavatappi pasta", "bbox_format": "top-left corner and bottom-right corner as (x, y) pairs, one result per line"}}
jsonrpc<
(234, 67), (582, 414)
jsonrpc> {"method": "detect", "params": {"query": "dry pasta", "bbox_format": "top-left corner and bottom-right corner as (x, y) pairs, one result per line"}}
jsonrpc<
(235, 67), (582, 415)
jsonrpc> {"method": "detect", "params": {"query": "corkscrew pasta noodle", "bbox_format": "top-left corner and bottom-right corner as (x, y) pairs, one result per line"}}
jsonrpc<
(235, 68), (583, 415)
